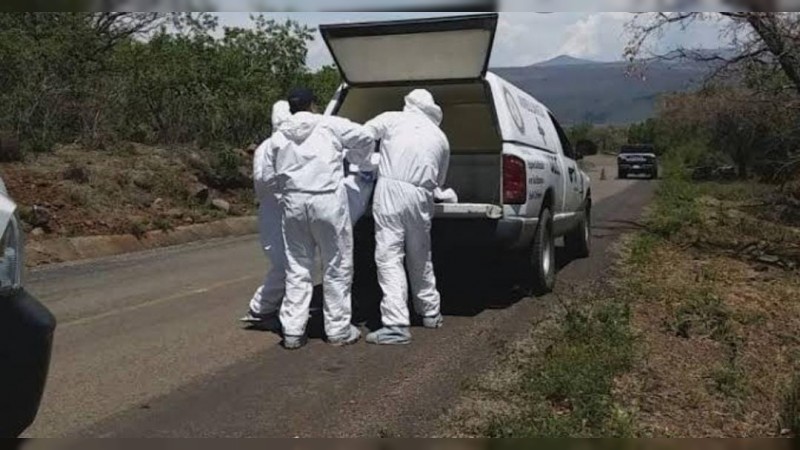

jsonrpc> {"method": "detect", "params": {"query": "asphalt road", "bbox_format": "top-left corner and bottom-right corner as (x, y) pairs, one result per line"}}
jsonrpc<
(25, 156), (654, 437)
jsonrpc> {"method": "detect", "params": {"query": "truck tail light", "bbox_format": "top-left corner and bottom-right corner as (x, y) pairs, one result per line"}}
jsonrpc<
(503, 154), (527, 205)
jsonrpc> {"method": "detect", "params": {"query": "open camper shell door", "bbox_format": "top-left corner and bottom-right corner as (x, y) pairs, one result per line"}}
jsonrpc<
(320, 13), (498, 87)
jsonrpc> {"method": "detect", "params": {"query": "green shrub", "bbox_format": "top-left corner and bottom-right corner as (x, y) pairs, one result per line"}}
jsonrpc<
(152, 217), (174, 232)
(127, 218), (148, 238)
(710, 362), (748, 400)
(628, 233), (659, 267)
(0, 13), (337, 152)
(671, 289), (733, 340)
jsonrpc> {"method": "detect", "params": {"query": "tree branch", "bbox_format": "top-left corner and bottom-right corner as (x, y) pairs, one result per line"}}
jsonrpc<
(626, 12), (800, 94)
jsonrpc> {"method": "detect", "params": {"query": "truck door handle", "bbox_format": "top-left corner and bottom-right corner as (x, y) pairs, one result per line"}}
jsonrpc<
(568, 167), (576, 182)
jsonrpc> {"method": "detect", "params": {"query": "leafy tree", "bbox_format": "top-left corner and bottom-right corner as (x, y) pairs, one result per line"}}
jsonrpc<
(567, 123), (600, 156)
(575, 140), (598, 157)
(302, 65), (343, 110)
(112, 14), (313, 145)
(0, 12), (321, 153)
(0, 13), (164, 151)
(658, 87), (798, 178)
(567, 123), (593, 145)
(627, 118), (665, 154)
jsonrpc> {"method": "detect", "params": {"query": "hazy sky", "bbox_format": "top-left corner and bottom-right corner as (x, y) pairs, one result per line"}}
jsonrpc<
(213, 12), (726, 69)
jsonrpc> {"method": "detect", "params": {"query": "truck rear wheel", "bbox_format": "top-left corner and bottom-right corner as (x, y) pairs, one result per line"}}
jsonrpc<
(565, 203), (591, 259)
(531, 208), (556, 295)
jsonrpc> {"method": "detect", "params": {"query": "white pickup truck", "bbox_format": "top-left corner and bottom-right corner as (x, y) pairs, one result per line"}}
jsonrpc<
(321, 13), (592, 293)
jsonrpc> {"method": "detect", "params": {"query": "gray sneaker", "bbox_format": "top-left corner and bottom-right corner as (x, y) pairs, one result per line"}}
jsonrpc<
(241, 310), (281, 332)
(422, 314), (444, 329)
(240, 309), (268, 323)
(366, 327), (412, 346)
(282, 335), (308, 350)
(328, 325), (362, 347)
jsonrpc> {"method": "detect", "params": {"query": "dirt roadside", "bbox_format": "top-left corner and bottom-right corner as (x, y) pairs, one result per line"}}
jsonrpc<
(1, 143), (258, 267)
(25, 216), (257, 267)
(616, 179), (800, 437)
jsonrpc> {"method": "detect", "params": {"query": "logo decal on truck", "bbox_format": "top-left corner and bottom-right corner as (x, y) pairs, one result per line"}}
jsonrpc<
(519, 95), (546, 118)
(503, 87), (526, 135)
(535, 117), (548, 145)
(528, 160), (546, 171)
(519, 95), (548, 145)
(546, 154), (561, 176)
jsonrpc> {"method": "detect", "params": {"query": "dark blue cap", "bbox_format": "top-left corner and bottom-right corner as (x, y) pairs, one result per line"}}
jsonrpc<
(288, 88), (318, 114)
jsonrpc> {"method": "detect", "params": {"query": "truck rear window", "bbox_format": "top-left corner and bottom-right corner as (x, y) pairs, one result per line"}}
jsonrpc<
(620, 145), (654, 154)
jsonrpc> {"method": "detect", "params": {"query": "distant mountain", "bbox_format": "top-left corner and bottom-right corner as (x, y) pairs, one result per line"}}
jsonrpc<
(492, 54), (716, 126)
(534, 55), (598, 67)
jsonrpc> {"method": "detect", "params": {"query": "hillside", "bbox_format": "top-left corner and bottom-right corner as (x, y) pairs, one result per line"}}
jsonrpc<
(493, 56), (713, 125)
(4, 143), (256, 242)
(534, 55), (598, 67)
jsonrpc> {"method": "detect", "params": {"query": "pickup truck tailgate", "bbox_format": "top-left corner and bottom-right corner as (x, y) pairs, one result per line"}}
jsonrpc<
(435, 203), (502, 219)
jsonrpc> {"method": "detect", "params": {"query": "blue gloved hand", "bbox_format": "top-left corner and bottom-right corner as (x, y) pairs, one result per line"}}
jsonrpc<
(358, 171), (376, 184)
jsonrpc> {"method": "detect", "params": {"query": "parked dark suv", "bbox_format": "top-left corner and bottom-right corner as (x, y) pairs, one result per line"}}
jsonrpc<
(0, 177), (56, 437)
(618, 144), (658, 179)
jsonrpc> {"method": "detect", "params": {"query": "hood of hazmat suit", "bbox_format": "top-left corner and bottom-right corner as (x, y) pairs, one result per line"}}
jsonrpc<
(403, 89), (443, 127)
(271, 100), (292, 130)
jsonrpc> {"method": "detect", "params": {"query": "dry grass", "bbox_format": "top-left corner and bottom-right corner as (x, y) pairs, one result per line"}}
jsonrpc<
(618, 242), (800, 437)
(614, 169), (800, 437)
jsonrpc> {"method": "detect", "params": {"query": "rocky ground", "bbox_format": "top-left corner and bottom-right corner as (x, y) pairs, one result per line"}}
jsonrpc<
(1, 143), (257, 240)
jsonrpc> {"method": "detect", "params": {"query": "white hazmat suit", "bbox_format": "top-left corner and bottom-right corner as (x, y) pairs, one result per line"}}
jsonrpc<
(274, 112), (374, 346)
(246, 101), (292, 321)
(364, 89), (450, 344)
